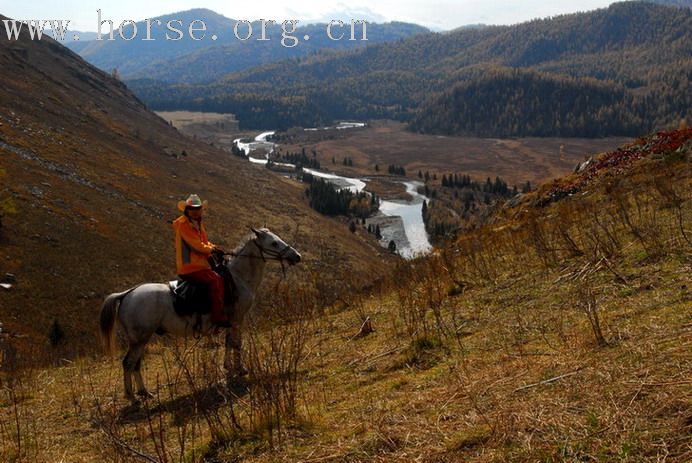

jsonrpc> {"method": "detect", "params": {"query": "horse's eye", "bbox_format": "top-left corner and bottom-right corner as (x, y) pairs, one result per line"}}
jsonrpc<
(272, 242), (279, 247)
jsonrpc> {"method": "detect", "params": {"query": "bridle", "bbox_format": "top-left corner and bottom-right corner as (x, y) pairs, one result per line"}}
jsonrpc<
(252, 238), (293, 262)
(227, 238), (294, 276)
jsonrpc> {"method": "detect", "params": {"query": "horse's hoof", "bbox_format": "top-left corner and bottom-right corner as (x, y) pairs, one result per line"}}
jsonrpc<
(227, 377), (249, 394)
(137, 390), (155, 400)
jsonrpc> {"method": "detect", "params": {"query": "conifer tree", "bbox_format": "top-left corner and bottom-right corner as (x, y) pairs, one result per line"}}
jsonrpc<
(388, 240), (397, 253)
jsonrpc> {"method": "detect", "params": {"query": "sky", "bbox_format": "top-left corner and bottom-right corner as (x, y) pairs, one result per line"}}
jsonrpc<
(0, 0), (619, 31)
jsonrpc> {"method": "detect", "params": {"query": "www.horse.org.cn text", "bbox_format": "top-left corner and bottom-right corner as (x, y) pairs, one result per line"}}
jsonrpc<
(1, 11), (370, 48)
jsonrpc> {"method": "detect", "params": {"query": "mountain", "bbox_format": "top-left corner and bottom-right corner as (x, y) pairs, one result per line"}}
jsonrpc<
(296, 5), (388, 24)
(126, 2), (691, 136)
(409, 68), (644, 137)
(0, 15), (392, 355)
(643, 0), (692, 7)
(128, 21), (430, 84)
(44, 30), (99, 42)
(66, 8), (237, 76)
(66, 9), (429, 83)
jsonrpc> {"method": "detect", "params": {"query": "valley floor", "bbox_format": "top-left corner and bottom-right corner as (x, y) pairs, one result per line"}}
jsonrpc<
(277, 120), (631, 187)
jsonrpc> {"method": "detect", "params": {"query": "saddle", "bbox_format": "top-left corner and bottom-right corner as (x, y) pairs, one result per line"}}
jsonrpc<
(168, 259), (237, 318)
(168, 279), (213, 317)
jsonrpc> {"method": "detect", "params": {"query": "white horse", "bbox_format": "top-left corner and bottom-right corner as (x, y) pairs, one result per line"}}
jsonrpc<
(99, 227), (302, 401)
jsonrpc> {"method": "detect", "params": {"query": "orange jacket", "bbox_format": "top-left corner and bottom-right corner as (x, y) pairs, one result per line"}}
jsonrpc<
(173, 215), (215, 275)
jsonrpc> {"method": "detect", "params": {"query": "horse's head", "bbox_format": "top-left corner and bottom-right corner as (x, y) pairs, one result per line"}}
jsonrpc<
(251, 227), (302, 266)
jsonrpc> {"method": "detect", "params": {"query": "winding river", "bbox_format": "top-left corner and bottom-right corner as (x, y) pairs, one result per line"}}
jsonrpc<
(234, 130), (432, 258)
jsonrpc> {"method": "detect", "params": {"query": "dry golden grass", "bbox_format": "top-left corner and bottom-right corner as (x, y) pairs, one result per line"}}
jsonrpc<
(1, 137), (689, 462)
(155, 111), (239, 129)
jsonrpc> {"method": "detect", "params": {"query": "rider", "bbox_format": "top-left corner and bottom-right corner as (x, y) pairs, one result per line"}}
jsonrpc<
(172, 194), (230, 327)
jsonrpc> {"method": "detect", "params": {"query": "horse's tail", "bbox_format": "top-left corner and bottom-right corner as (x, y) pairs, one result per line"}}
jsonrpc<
(99, 286), (138, 356)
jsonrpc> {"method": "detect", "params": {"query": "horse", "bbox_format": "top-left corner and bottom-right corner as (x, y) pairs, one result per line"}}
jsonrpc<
(99, 227), (302, 401)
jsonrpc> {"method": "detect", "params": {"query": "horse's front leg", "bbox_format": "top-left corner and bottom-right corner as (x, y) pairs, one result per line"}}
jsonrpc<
(224, 322), (248, 381)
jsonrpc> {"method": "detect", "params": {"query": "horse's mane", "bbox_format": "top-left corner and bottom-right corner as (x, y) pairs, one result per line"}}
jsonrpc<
(229, 232), (257, 257)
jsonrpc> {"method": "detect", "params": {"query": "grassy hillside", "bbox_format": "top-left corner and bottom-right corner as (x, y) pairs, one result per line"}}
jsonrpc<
(1, 129), (688, 461)
(0, 16), (393, 360)
(127, 2), (691, 135)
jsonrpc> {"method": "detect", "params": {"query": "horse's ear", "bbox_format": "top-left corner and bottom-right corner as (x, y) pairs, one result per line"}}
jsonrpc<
(250, 227), (260, 235)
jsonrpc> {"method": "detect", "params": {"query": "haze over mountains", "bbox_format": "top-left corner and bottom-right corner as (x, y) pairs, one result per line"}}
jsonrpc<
(65, 9), (429, 84)
(120, 2), (689, 137)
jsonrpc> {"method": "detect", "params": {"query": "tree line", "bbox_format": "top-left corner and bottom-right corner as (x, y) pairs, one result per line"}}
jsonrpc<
(422, 172), (519, 242)
(300, 172), (378, 218)
(278, 148), (321, 169)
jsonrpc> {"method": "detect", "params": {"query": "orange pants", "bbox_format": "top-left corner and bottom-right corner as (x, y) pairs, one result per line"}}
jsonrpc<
(180, 269), (227, 322)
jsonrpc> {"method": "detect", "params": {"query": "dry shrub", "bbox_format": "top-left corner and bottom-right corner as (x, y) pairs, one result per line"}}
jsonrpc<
(244, 277), (318, 446)
(0, 344), (44, 462)
(572, 279), (608, 347)
(387, 156), (690, 358)
(0, 372), (40, 462)
(390, 254), (463, 353)
(89, 338), (238, 463)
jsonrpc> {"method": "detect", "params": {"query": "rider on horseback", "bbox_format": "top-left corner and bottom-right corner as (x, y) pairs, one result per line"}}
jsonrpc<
(172, 194), (230, 327)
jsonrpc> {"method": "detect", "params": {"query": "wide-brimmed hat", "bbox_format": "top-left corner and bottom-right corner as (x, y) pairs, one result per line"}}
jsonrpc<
(177, 194), (208, 211)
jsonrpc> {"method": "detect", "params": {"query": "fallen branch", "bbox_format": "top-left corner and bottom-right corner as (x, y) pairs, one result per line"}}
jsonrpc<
(513, 367), (584, 393)
(641, 380), (692, 387)
(100, 427), (159, 463)
(347, 346), (404, 367)
(300, 454), (343, 463)
(350, 316), (374, 340)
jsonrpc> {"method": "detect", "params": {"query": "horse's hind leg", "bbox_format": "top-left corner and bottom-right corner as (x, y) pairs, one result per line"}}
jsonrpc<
(123, 343), (149, 400)
(133, 353), (154, 399)
(122, 348), (136, 400)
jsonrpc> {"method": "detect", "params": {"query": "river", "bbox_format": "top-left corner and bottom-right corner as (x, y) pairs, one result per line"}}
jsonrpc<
(234, 130), (432, 258)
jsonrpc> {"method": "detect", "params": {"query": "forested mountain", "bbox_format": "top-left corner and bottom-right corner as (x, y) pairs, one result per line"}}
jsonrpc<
(66, 9), (428, 83)
(128, 21), (429, 84)
(127, 2), (691, 137)
(643, 0), (692, 7)
(410, 68), (650, 137)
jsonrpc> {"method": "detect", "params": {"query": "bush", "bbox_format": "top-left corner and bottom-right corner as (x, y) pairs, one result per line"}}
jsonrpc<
(48, 320), (65, 347)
